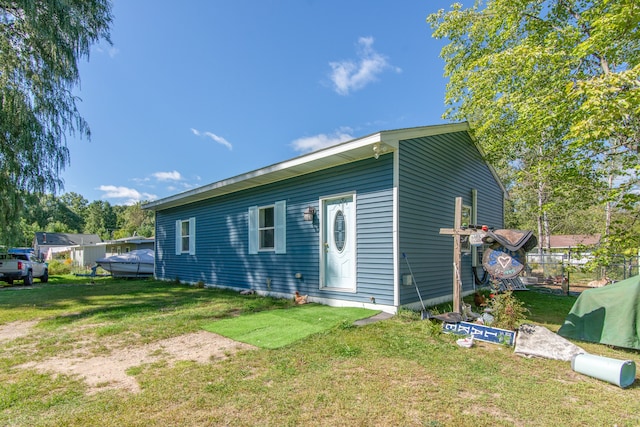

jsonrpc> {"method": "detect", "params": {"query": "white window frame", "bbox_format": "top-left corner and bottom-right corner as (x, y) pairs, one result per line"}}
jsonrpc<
(471, 189), (479, 266)
(175, 217), (196, 255)
(249, 200), (286, 254)
(260, 205), (276, 250)
(461, 204), (472, 254)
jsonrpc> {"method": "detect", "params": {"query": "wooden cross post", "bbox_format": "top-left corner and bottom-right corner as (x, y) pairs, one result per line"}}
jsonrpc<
(439, 197), (474, 313)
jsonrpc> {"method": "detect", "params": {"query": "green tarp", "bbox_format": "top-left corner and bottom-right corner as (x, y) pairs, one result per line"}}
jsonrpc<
(558, 275), (640, 350)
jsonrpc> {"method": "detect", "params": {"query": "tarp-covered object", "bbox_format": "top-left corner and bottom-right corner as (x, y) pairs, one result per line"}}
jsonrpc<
(558, 275), (640, 350)
(515, 324), (585, 361)
(96, 249), (154, 277)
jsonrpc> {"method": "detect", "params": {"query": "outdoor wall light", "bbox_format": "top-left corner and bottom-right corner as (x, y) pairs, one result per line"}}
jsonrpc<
(372, 143), (388, 160)
(303, 206), (316, 221)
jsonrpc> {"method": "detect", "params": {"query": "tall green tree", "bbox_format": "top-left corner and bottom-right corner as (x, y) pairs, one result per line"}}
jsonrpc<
(7, 192), (84, 245)
(0, 0), (113, 244)
(428, 0), (640, 254)
(84, 200), (116, 240)
(58, 191), (88, 230)
(113, 202), (155, 239)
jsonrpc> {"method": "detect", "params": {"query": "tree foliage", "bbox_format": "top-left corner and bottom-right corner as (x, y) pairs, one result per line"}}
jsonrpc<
(4, 193), (154, 246)
(428, 0), (640, 255)
(0, 0), (112, 242)
(113, 202), (155, 239)
(84, 200), (116, 240)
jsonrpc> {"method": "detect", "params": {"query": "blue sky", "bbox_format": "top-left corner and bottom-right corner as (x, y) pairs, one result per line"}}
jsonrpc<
(62, 1), (458, 205)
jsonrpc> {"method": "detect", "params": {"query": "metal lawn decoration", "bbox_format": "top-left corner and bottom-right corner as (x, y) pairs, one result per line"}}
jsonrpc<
(439, 197), (537, 313)
(481, 229), (537, 279)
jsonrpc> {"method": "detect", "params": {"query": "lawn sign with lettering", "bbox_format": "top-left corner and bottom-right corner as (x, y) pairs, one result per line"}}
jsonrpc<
(444, 321), (516, 346)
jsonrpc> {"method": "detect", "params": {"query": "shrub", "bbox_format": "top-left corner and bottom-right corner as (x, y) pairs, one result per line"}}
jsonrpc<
(489, 290), (529, 330)
(47, 259), (72, 275)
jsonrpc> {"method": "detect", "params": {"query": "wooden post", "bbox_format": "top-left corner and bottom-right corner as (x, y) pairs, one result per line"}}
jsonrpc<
(439, 197), (474, 313)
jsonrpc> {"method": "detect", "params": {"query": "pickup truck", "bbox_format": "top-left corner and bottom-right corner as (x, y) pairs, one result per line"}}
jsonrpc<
(0, 250), (49, 285)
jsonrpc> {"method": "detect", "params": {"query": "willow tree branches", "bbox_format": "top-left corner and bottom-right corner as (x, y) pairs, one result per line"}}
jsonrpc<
(0, 0), (112, 242)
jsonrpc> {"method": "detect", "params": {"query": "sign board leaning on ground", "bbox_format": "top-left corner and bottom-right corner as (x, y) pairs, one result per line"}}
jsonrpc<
(444, 321), (517, 346)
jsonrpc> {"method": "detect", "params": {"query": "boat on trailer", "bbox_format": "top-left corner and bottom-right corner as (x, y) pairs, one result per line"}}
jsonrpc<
(96, 249), (154, 278)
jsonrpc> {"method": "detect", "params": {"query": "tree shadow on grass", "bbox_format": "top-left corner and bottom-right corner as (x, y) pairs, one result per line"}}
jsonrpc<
(0, 280), (292, 329)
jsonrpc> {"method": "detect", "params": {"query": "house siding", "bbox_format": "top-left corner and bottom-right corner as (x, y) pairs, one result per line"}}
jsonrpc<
(154, 154), (395, 305)
(397, 131), (504, 306)
(70, 245), (106, 267)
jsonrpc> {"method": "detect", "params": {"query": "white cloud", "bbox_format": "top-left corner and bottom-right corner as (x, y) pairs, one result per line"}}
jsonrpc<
(291, 127), (355, 153)
(166, 182), (197, 192)
(191, 128), (233, 150)
(107, 46), (120, 58)
(329, 36), (401, 96)
(96, 44), (119, 58)
(98, 185), (157, 205)
(152, 171), (183, 182)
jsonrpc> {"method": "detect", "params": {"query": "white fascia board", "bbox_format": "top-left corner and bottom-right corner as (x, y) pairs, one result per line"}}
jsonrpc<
(142, 123), (473, 211)
(143, 132), (385, 211)
(381, 122), (470, 146)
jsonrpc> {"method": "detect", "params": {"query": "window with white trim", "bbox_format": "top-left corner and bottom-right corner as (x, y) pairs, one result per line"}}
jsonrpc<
(249, 201), (286, 254)
(175, 217), (196, 255)
(259, 206), (275, 249)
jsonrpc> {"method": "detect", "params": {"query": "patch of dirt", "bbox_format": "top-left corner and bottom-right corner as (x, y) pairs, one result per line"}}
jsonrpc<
(473, 340), (508, 352)
(0, 320), (40, 343)
(528, 283), (590, 295)
(5, 320), (256, 394)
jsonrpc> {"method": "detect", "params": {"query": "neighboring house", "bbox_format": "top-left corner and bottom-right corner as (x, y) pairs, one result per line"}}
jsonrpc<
(548, 234), (601, 250)
(143, 124), (506, 313)
(67, 237), (154, 268)
(70, 244), (106, 267)
(33, 232), (102, 260)
(104, 236), (155, 256)
(527, 234), (602, 267)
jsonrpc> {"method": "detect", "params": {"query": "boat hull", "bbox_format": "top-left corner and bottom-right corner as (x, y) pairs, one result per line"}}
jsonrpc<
(96, 249), (154, 278)
(96, 261), (154, 277)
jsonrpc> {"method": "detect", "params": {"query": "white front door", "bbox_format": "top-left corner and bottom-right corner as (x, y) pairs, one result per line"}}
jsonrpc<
(321, 195), (356, 290)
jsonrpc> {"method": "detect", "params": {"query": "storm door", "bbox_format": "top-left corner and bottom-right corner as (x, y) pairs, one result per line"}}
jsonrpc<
(320, 194), (356, 291)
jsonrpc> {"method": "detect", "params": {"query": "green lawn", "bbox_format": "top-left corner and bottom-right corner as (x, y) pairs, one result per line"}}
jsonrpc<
(1, 278), (639, 426)
(203, 304), (377, 349)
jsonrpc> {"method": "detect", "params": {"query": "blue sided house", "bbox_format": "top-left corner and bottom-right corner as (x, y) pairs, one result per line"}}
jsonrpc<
(143, 123), (506, 314)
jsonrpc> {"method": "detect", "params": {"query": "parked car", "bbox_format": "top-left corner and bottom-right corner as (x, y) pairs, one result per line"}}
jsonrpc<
(0, 249), (48, 285)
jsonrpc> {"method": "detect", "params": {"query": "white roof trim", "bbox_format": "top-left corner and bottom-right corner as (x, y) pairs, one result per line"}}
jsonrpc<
(143, 123), (486, 211)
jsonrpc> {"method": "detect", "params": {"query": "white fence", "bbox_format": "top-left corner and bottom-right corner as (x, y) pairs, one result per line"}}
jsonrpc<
(526, 253), (639, 284)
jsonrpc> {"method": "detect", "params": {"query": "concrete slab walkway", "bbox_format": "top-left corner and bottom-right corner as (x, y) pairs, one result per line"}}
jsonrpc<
(353, 311), (394, 326)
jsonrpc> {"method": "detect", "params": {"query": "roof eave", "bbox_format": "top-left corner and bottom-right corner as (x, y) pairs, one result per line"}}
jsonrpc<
(142, 123), (473, 211)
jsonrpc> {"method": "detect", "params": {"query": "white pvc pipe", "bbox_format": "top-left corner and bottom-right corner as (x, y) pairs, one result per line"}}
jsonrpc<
(571, 353), (636, 388)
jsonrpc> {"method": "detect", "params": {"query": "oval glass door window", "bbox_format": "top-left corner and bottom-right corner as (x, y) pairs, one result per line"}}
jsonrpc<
(334, 210), (346, 252)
